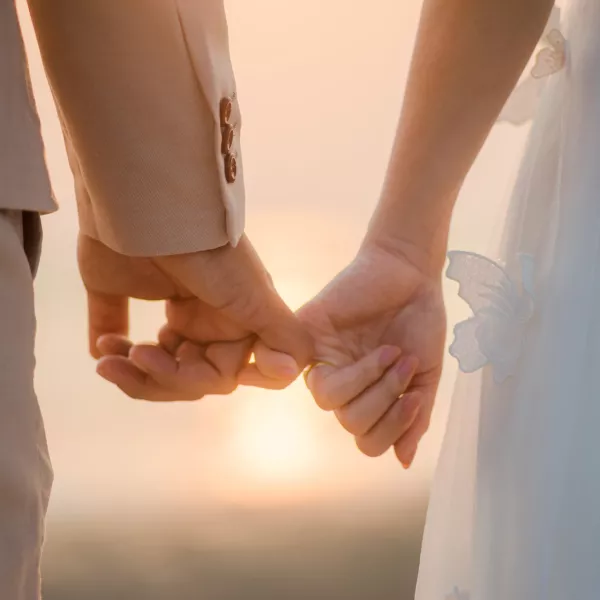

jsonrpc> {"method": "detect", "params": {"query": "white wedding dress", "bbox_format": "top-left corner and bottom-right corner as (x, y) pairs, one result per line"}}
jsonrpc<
(415, 2), (600, 599)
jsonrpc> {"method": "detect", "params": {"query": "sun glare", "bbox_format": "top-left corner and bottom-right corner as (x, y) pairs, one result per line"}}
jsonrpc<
(227, 386), (321, 495)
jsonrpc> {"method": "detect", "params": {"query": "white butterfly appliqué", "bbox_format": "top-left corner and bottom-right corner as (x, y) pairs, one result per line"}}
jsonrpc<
(531, 28), (567, 79)
(445, 586), (470, 600)
(497, 6), (566, 125)
(447, 251), (535, 384)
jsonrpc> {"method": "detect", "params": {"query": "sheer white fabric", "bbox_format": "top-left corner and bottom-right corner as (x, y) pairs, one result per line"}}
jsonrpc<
(498, 6), (565, 125)
(416, 1), (600, 599)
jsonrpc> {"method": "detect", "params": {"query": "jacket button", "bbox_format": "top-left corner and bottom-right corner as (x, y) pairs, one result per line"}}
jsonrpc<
(220, 98), (233, 126)
(224, 153), (237, 183)
(221, 124), (235, 154)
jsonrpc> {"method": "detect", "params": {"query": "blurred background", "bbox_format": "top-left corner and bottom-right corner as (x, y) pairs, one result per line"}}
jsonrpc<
(16, 0), (530, 597)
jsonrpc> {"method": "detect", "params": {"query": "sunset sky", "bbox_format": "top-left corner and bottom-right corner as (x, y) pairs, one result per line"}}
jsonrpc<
(16, 0), (530, 520)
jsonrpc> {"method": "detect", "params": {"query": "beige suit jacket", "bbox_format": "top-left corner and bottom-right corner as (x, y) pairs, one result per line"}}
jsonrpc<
(3, 0), (244, 256)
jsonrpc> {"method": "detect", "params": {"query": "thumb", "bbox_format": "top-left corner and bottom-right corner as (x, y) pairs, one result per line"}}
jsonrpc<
(234, 297), (313, 373)
(87, 290), (129, 359)
(154, 237), (313, 369)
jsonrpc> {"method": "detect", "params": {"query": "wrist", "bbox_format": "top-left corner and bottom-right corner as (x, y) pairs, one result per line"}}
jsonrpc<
(363, 202), (453, 279)
(361, 234), (447, 283)
(362, 151), (459, 277)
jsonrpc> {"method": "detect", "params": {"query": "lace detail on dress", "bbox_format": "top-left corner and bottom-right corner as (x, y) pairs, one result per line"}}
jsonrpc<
(445, 586), (470, 600)
(446, 251), (535, 384)
(498, 6), (566, 125)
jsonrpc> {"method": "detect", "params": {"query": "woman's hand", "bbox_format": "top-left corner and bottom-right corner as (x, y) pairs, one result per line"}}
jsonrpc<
(251, 241), (447, 468)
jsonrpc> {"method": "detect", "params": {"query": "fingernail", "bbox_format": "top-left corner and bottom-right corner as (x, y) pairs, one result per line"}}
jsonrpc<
(380, 346), (401, 367)
(401, 449), (417, 470)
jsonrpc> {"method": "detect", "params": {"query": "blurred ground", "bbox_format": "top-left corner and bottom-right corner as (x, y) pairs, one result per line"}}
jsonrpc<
(42, 498), (426, 600)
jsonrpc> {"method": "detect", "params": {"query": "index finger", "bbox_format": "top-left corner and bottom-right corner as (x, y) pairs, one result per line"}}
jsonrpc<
(87, 291), (129, 359)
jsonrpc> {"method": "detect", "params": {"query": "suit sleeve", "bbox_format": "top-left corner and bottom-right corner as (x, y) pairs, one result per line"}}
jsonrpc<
(0, 1), (56, 214)
(26, 0), (245, 256)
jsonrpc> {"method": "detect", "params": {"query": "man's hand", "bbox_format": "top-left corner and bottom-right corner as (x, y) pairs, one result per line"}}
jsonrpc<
(79, 233), (313, 401)
(290, 242), (446, 467)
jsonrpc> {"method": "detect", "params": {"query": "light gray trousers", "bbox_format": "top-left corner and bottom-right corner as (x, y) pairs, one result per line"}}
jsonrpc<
(0, 210), (52, 598)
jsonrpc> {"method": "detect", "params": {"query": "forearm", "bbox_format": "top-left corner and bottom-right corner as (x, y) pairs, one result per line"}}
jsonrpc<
(365, 0), (554, 275)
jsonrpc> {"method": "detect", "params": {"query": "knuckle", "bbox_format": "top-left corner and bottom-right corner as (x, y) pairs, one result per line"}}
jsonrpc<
(120, 384), (146, 401)
(165, 301), (196, 336)
(313, 392), (333, 412)
(309, 380), (334, 411)
(229, 290), (272, 332)
(355, 436), (387, 458)
(216, 378), (238, 395)
(335, 407), (367, 436)
(366, 357), (386, 382)
(384, 370), (405, 397)
(193, 369), (238, 396)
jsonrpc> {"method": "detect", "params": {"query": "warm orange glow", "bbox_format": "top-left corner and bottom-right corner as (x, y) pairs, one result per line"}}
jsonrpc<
(227, 387), (320, 495)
